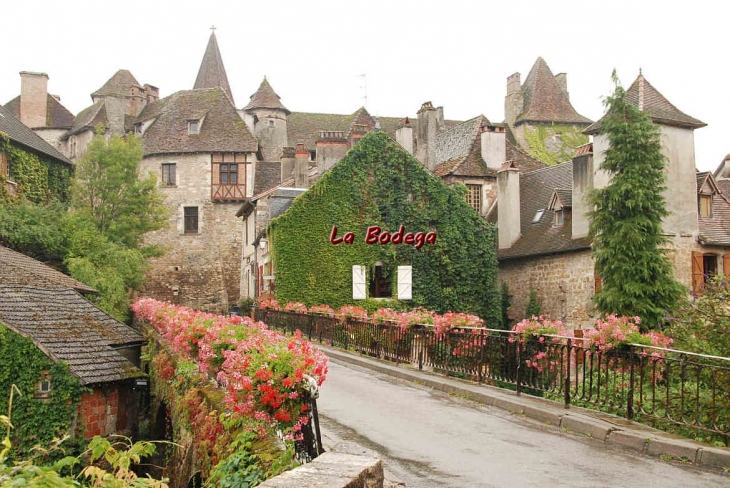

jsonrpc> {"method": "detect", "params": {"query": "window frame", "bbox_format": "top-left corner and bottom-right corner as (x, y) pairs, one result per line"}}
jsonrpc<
(465, 184), (482, 212)
(184, 206), (199, 234)
(699, 194), (713, 219)
(188, 120), (200, 135)
(162, 163), (176, 187)
(220, 163), (239, 185)
(554, 209), (565, 227)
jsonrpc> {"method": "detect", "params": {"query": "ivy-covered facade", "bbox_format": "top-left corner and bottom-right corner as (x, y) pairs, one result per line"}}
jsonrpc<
(268, 131), (502, 326)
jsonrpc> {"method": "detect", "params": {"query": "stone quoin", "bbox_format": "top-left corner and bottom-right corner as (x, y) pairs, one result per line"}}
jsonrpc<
(329, 225), (436, 249)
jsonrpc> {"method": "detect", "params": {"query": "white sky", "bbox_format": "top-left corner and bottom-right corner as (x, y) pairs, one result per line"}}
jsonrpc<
(1, 1), (727, 171)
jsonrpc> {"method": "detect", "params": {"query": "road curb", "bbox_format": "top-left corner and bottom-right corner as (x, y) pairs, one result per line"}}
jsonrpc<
(321, 345), (730, 471)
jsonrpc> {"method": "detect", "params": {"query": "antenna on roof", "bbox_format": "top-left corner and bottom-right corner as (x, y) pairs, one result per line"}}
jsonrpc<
(358, 73), (368, 110)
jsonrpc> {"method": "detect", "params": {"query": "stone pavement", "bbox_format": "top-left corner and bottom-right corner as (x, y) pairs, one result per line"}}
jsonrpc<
(319, 345), (730, 472)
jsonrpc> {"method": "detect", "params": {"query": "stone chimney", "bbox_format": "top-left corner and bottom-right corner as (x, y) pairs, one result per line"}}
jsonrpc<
(571, 148), (594, 240)
(395, 117), (413, 154)
(555, 73), (568, 96)
(316, 131), (349, 177)
(105, 96), (126, 135)
(19, 71), (48, 128)
(480, 125), (506, 170)
(281, 146), (295, 181)
(144, 84), (159, 103)
(294, 143), (309, 189)
(416, 102), (444, 171)
(504, 73), (523, 127)
(497, 162), (521, 249)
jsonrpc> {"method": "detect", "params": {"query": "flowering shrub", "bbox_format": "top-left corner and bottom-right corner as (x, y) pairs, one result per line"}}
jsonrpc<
(584, 314), (673, 352)
(510, 316), (568, 343)
(132, 298), (328, 438)
(433, 312), (483, 335)
(336, 305), (368, 322)
(396, 308), (435, 330)
(259, 299), (280, 310)
(284, 302), (308, 314)
(371, 307), (400, 324)
(309, 304), (335, 316)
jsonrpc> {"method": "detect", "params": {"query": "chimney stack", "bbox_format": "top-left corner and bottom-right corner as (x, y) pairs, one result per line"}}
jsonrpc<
(294, 143), (309, 189)
(497, 162), (521, 249)
(571, 147), (594, 240)
(480, 125), (506, 170)
(416, 101), (444, 171)
(105, 96), (126, 135)
(316, 131), (349, 177)
(19, 71), (48, 128)
(505, 73), (523, 127)
(395, 117), (413, 154)
(281, 146), (295, 181)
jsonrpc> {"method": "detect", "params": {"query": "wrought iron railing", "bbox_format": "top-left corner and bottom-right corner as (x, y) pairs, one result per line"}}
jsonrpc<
(254, 308), (730, 442)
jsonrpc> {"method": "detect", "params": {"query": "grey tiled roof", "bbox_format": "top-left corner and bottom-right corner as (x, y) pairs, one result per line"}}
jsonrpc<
(517, 58), (592, 126)
(497, 161), (591, 260)
(64, 100), (106, 138)
(697, 172), (730, 246)
(193, 33), (234, 104)
(0, 246), (97, 294)
(4, 95), (75, 129)
(254, 161), (282, 195)
(585, 75), (706, 134)
(434, 116), (486, 166)
(0, 285), (143, 385)
(243, 78), (290, 115)
(554, 189), (572, 208)
(139, 88), (258, 156)
(0, 104), (71, 165)
(92, 70), (142, 98)
(506, 141), (548, 173)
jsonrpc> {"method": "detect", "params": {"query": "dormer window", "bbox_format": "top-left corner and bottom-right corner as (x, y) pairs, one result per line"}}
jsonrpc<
(699, 194), (713, 218)
(554, 209), (565, 227)
(188, 120), (200, 135)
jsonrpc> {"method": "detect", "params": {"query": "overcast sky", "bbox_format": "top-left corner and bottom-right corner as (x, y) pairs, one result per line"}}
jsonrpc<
(2, 1), (726, 171)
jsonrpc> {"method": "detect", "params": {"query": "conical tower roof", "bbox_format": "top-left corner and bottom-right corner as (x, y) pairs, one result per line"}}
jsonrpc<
(194, 32), (234, 104)
(517, 57), (592, 125)
(92, 69), (142, 98)
(243, 77), (290, 114)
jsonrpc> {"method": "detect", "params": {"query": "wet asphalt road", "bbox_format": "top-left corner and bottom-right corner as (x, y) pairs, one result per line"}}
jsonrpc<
(317, 359), (730, 488)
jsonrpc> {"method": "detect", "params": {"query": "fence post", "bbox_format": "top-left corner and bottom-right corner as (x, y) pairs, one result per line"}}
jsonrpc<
(627, 346), (635, 420)
(478, 329), (485, 384)
(564, 338), (571, 409)
(515, 340), (522, 396)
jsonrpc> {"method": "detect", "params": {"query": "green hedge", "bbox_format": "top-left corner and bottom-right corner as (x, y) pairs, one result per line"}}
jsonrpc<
(269, 131), (501, 326)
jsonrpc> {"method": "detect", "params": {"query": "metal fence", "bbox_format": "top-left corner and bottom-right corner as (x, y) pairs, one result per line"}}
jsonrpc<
(255, 308), (730, 442)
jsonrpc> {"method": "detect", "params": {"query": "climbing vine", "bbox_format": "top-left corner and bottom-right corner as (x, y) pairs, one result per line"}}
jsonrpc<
(269, 131), (502, 326)
(523, 124), (588, 166)
(0, 325), (87, 460)
(0, 131), (72, 203)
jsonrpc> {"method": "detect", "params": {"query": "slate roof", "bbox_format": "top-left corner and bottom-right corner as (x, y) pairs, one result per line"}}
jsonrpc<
(697, 172), (730, 246)
(506, 141), (547, 173)
(4, 95), (75, 129)
(0, 246), (97, 294)
(64, 100), (106, 138)
(194, 33), (234, 104)
(254, 161), (282, 195)
(138, 88), (258, 156)
(243, 78), (290, 115)
(435, 116), (487, 167)
(517, 58), (592, 126)
(585, 74), (706, 134)
(496, 162), (592, 260)
(0, 285), (143, 385)
(554, 189), (572, 208)
(92, 70), (142, 98)
(0, 104), (71, 165)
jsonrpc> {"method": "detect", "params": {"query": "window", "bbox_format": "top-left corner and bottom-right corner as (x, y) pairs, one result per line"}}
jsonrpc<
(188, 120), (200, 135)
(369, 262), (393, 299)
(554, 209), (564, 226)
(466, 184), (482, 212)
(69, 136), (77, 158)
(184, 206), (199, 234)
(532, 209), (545, 224)
(691, 252), (727, 294)
(699, 194), (713, 218)
(162, 163), (176, 186)
(268, 119), (275, 127)
(38, 379), (51, 394)
(220, 163), (238, 185)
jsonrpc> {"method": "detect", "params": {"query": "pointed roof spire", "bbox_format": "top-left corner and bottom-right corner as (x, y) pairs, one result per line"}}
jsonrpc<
(194, 31), (234, 104)
(243, 77), (290, 114)
(92, 69), (142, 98)
(516, 57), (592, 125)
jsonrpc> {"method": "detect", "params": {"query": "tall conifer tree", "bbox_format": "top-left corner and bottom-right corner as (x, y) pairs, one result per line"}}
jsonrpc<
(589, 73), (685, 330)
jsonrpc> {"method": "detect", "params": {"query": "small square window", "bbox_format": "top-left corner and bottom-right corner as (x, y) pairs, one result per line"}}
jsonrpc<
(268, 119), (275, 127)
(184, 206), (199, 234)
(38, 379), (51, 393)
(220, 163), (238, 185)
(188, 120), (200, 135)
(162, 163), (176, 186)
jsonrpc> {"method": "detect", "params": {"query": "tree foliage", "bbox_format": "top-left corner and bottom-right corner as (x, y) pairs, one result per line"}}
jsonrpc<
(269, 131), (502, 326)
(589, 73), (685, 329)
(72, 131), (167, 249)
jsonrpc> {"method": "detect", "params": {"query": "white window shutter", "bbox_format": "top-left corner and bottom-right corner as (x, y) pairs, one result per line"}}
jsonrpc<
(352, 265), (366, 300)
(397, 266), (412, 300)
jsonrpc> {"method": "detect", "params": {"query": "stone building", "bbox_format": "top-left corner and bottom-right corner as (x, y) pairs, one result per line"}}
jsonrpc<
(492, 73), (729, 327)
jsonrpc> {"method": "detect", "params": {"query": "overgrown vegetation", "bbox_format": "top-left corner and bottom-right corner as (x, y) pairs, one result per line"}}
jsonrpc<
(269, 131), (502, 326)
(0, 132), (167, 321)
(525, 288), (541, 319)
(523, 124), (588, 166)
(589, 73), (685, 330)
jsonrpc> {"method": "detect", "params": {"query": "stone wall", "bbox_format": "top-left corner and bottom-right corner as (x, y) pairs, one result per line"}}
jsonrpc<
(78, 384), (137, 438)
(498, 249), (595, 328)
(139, 153), (247, 312)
